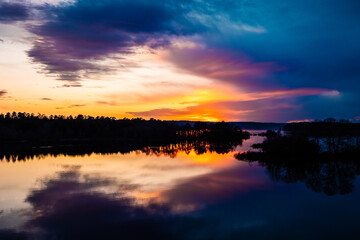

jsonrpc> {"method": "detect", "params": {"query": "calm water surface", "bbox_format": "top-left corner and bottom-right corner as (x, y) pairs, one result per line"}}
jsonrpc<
(1, 134), (360, 240)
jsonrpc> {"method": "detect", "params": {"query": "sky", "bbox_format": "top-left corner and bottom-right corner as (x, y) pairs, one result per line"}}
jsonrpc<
(0, 0), (359, 122)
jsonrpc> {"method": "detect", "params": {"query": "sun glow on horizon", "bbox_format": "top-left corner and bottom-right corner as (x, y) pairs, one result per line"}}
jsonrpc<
(0, 0), (351, 122)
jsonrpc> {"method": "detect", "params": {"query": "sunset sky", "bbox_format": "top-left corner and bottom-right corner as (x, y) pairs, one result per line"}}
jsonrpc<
(0, 0), (359, 122)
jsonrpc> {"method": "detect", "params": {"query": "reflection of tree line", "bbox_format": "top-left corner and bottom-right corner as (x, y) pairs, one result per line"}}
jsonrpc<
(236, 120), (360, 195)
(244, 155), (360, 196)
(0, 140), (244, 162)
(139, 140), (243, 158)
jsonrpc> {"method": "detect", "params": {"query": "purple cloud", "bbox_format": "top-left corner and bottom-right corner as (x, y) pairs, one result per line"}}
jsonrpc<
(26, 0), (204, 82)
(0, 1), (29, 23)
(160, 165), (269, 208)
(164, 46), (281, 91)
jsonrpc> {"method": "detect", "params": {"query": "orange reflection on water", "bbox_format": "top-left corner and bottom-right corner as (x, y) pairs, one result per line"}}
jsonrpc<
(177, 150), (236, 167)
(0, 136), (267, 220)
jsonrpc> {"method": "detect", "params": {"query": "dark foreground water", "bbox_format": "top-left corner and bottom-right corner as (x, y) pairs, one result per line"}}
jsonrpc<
(1, 135), (360, 240)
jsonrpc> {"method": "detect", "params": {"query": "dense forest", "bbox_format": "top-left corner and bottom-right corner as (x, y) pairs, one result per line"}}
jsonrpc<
(237, 119), (360, 161)
(284, 119), (360, 153)
(0, 112), (249, 160)
(235, 119), (360, 195)
(0, 112), (249, 143)
(284, 118), (360, 138)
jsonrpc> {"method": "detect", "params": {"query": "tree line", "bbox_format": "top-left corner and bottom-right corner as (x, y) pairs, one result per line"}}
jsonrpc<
(284, 118), (360, 153)
(0, 111), (249, 147)
(235, 119), (360, 195)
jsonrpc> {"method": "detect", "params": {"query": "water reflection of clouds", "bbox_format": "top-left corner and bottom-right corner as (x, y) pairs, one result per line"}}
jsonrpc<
(0, 164), (270, 239)
(2, 135), (360, 239)
(0, 142), (251, 220)
(2, 163), (360, 240)
(0, 137), (266, 236)
(158, 164), (270, 212)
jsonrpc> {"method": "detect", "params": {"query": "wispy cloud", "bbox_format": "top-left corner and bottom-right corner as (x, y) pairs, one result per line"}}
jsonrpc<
(54, 83), (83, 88)
(162, 45), (280, 91)
(0, 90), (7, 97)
(128, 99), (294, 122)
(128, 88), (338, 122)
(68, 104), (86, 108)
(96, 101), (118, 106)
(56, 104), (86, 110)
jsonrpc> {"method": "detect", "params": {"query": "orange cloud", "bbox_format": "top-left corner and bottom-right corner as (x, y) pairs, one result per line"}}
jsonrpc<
(127, 87), (339, 122)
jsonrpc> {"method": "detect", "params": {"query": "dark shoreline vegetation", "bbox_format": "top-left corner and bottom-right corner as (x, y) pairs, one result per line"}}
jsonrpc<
(3, 112), (360, 196)
(0, 112), (249, 161)
(1, 141), (245, 162)
(236, 119), (360, 195)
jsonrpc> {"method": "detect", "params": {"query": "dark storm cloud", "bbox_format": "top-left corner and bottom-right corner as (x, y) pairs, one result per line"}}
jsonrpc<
(0, 0), (29, 23)
(27, 39), (119, 82)
(26, 0), (206, 81)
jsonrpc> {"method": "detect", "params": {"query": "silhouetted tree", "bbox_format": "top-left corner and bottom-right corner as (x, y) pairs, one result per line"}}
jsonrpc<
(0, 112), (249, 159)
